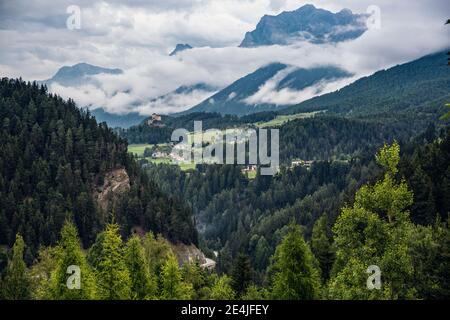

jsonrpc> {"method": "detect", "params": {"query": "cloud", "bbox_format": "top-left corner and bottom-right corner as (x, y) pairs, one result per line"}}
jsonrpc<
(135, 88), (218, 115)
(244, 75), (359, 106)
(0, 0), (449, 115)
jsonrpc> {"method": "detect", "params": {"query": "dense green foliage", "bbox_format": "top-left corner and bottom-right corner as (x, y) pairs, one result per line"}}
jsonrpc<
(282, 51), (450, 119)
(0, 79), (197, 263)
(0, 234), (30, 299)
(1, 138), (449, 300)
(269, 223), (321, 300)
(278, 115), (424, 162)
(1, 65), (450, 300)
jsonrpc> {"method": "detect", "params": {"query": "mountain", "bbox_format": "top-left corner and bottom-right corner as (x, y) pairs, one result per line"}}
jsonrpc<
(90, 108), (146, 129)
(154, 83), (218, 100)
(181, 63), (351, 116)
(0, 78), (197, 261)
(281, 51), (450, 118)
(240, 4), (367, 47)
(169, 43), (193, 56)
(42, 62), (123, 86)
(40, 63), (146, 128)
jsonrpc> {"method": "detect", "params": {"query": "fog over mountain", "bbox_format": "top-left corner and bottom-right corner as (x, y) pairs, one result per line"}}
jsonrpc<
(1, 0), (448, 120)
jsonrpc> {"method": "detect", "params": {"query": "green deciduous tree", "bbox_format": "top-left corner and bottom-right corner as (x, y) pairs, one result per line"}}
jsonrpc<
(328, 142), (417, 299)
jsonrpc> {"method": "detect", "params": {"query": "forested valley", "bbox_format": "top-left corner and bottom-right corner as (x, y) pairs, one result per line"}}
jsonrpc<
(0, 78), (449, 300)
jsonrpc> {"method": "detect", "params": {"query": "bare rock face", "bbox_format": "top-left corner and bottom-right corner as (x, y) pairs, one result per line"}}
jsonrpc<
(172, 242), (216, 270)
(95, 168), (130, 212)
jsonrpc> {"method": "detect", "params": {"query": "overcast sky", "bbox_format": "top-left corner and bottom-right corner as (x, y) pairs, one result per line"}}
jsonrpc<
(0, 0), (449, 114)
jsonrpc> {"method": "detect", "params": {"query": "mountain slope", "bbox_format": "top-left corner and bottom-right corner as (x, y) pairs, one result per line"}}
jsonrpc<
(169, 43), (193, 56)
(42, 62), (123, 87)
(240, 4), (367, 47)
(181, 63), (351, 116)
(90, 108), (146, 129)
(0, 78), (197, 261)
(281, 51), (450, 118)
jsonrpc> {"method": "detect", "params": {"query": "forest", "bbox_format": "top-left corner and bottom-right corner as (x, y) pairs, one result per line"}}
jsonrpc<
(0, 78), (449, 300)
(0, 78), (197, 263)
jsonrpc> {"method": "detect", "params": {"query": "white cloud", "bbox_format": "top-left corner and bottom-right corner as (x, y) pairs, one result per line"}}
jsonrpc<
(245, 75), (359, 106)
(0, 0), (449, 114)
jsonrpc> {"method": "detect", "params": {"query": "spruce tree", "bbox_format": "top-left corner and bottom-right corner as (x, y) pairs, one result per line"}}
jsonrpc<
(125, 235), (155, 299)
(95, 223), (131, 300)
(50, 220), (96, 299)
(270, 222), (321, 300)
(160, 253), (192, 300)
(311, 214), (334, 282)
(230, 252), (253, 297)
(210, 275), (235, 300)
(1, 234), (31, 299)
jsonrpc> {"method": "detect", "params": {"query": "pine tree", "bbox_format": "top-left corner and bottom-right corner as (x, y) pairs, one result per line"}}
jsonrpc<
(230, 252), (253, 297)
(182, 262), (212, 300)
(125, 235), (155, 299)
(49, 220), (96, 299)
(241, 284), (266, 300)
(270, 222), (321, 300)
(160, 253), (192, 300)
(29, 247), (57, 300)
(311, 214), (334, 282)
(1, 234), (31, 299)
(210, 275), (235, 300)
(95, 223), (131, 300)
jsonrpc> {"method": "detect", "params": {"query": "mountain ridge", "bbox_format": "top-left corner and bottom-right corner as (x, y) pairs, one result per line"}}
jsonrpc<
(240, 4), (367, 47)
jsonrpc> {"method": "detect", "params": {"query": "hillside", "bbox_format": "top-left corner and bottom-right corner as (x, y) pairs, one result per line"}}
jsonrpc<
(182, 63), (351, 116)
(0, 78), (197, 262)
(281, 51), (450, 118)
(42, 62), (123, 87)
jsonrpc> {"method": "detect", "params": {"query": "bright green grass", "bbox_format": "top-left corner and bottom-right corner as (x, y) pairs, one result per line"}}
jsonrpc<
(256, 112), (321, 128)
(147, 157), (172, 165)
(246, 170), (257, 180)
(128, 144), (153, 157)
(178, 162), (196, 171)
(145, 157), (195, 171)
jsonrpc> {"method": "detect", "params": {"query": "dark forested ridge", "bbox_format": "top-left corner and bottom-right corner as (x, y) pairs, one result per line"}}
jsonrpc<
(281, 51), (450, 118)
(278, 115), (432, 162)
(0, 78), (197, 262)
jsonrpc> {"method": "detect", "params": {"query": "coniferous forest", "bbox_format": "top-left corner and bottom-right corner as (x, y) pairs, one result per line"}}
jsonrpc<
(1, 1), (450, 310)
(0, 78), (449, 301)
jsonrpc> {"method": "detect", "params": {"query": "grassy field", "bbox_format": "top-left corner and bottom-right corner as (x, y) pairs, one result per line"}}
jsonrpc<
(246, 170), (257, 180)
(128, 144), (196, 171)
(128, 144), (153, 157)
(256, 112), (321, 128)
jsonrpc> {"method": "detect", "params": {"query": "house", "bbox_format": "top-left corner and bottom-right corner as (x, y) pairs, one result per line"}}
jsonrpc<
(291, 159), (314, 170)
(152, 151), (168, 158)
(241, 165), (257, 176)
(147, 113), (164, 127)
